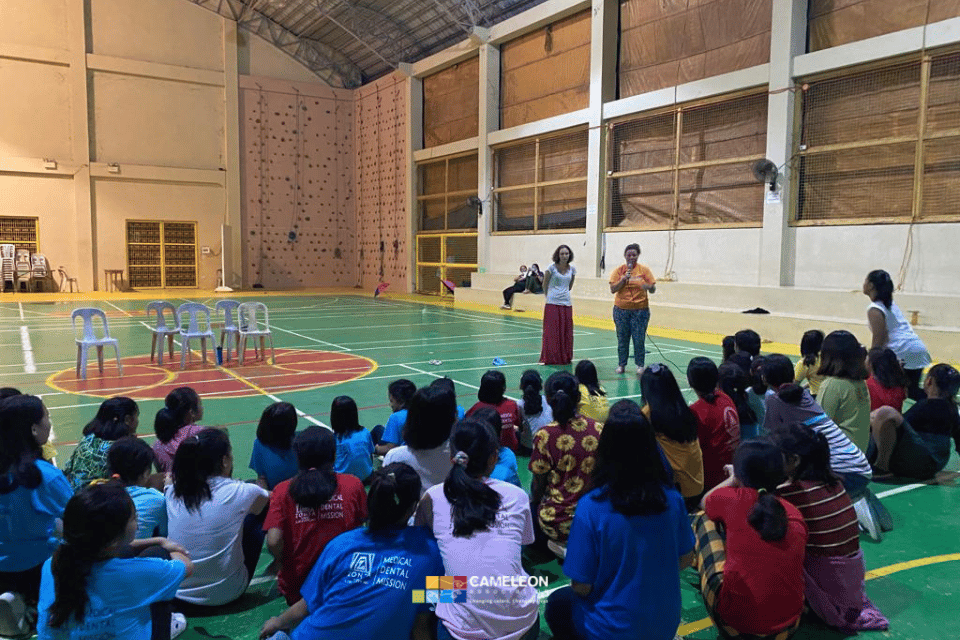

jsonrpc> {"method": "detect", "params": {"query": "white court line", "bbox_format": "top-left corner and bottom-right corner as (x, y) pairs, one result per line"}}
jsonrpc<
(18, 302), (24, 321)
(20, 325), (36, 373)
(271, 325), (351, 352)
(876, 483), (925, 499)
(102, 299), (133, 317)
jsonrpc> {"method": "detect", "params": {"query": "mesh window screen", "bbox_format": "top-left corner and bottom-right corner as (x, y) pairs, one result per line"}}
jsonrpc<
(797, 52), (960, 224)
(609, 93), (766, 229)
(494, 129), (588, 232)
(423, 57), (480, 148)
(416, 153), (479, 231)
(446, 236), (478, 264)
(418, 235), (442, 264)
(0, 217), (39, 253)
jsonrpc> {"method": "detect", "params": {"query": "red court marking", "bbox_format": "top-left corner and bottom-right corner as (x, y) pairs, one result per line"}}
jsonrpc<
(46, 349), (377, 400)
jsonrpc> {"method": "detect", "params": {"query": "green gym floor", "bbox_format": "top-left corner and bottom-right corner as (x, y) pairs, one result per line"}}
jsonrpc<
(1, 291), (957, 640)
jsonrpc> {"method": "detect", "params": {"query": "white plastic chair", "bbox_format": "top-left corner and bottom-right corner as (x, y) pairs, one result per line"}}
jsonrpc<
(30, 254), (47, 291)
(14, 250), (30, 292)
(214, 300), (241, 363)
(146, 301), (178, 366)
(177, 302), (215, 369)
(0, 244), (14, 292)
(237, 301), (275, 365)
(71, 308), (123, 380)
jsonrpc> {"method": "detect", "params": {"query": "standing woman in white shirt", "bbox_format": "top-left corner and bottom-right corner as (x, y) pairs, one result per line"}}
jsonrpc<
(166, 428), (269, 607)
(540, 244), (576, 366)
(863, 269), (931, 401)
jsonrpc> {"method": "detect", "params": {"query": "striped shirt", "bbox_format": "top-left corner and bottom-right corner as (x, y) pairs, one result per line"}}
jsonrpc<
(778, 480), (860, 557)
(764, 390), (872, 479)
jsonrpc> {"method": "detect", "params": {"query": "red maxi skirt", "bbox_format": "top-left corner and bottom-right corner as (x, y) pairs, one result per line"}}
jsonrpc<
(541, 303), (574, 365)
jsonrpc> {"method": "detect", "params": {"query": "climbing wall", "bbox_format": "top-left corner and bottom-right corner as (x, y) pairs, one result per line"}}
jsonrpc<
(354, 74), (408, 291)
(239, 76), (356, 288)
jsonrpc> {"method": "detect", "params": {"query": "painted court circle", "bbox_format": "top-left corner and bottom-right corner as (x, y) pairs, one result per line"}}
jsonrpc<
(46, 348), (377, 400)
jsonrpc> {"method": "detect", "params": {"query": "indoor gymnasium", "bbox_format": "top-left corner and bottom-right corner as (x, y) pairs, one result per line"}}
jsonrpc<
(1, 1), (959, 639)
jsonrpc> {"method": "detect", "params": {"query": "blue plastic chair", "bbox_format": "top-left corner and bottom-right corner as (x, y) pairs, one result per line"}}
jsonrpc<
(146, 301), (178, 366)
(214, 300), (241, 363)
(237, 302), (275, 365)
(176, 302), (215, 369)
(71, 308), (123, 380)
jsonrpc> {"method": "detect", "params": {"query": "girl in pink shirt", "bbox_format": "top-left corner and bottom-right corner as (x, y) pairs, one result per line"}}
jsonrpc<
(152, 387), (205, 472)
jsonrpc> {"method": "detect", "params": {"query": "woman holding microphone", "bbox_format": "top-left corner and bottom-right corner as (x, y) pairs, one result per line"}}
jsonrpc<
(609, 243), (656, 375)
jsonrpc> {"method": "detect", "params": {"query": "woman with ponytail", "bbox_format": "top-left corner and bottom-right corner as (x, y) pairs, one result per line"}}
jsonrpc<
(416, 419), (540, 640)
(259, 463), (442, 640)
(166, 428), (269, 607)
(546, 400), (695, 640)
(383, 385), (457, 497)
(693, 439), (807, 640)
(65, 397), (139, 492)
(264, 427), (366, 605)
(37, 481), (192, 640)
(772, 424), (888, 631)
(688, 357), (741, 492)
(529, 371), (602, 544)
(0, 395), (71, 635)
(152, 388), (205, 472)
(518, 369), (552, 454)
(762, 354), (872, 500)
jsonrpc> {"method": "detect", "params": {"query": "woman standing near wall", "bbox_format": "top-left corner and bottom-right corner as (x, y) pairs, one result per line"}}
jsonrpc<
(609, 243), (656, 375)
(863, 269), (931, 401)
(540, 245), (576, 366)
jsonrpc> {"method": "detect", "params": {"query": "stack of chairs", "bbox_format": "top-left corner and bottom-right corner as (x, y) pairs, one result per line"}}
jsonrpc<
(30, 254), (48, 292)
(0, 245), (14, 292)
(14, 249), (30, 292)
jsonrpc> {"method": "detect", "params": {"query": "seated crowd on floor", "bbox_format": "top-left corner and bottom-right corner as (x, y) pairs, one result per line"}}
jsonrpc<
(1, 325), (958, 640)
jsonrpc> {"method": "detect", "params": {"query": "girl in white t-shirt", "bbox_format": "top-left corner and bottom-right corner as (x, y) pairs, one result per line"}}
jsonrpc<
(166, 429), (269, 607)
(415, 418), (539, 640)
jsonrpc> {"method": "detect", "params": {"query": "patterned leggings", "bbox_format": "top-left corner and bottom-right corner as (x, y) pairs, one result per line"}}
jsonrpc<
(692, 511), (801, 640)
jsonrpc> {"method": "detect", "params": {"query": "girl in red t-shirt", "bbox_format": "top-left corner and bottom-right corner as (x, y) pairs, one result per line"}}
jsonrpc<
(694, 440), (808, 639)
(865, 348), (908, 412)
(264, 427), (367, 604)
(467, 370), (522, 451)
(688, 358), (741, 492)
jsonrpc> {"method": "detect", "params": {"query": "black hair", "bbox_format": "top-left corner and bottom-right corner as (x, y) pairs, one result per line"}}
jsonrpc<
(107, 436), (155, 485)
(330, 396), (363, 438)
(368, 462), (421, 531)
(256, 402), (298, 450)
(470, 406), (503, 442)
(771, 423), (838, 487)
(82, 397), (139, 440)
(749, 355), (769, 395)
(639, 365), (698, 443)
(430, 377), (458, 405)
(388, 379), (417, 409)
(817, 330), (869, 381)
(545, 371), (581, 426)
(552, 244), (574, 264)
(624, 243), (640, 255)
(575, 360), (605, 397)
(404, 385), (456, 450)
(0, 387), (21, 400)
(48, 482), (134, 628)
(867, 348), (909, 390)
(927, 364), (960, 407)
(718, 362), (757, 427)
(763, 354), (804, 403)
(800, 330), (825, 367)
(721, 336), (736, 362)
(733, 439), (789, 542)
(728, 351), (753, 373)
(687, 357), (720, 403)
(0, 394), (45, 493)
(866, 269), (894, 308)
(520, 369), (544, 416)
(734, 329), (761, 357)
(288, 426), (338, 510)
(593, 400), (669, 516)
(172, 428), (231, 512)
(444, 419), (502, 537)
(154, 387), (201, 444)
(477, 370), (507, 405)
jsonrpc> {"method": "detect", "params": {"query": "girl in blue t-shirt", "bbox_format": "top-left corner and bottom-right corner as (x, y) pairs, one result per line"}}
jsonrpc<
(250, 402), (299, 490)
(107, 437), (167, 539)
(330, 396), (374, 483)
(546, 400), (695, 640)
(470, 407), (521, 487)
(0, 394), (72, 636)
(259, 462), (442, 640)
(37, 482), (193, 640)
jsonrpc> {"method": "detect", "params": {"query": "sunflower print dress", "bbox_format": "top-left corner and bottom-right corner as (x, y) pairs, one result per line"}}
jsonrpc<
(529, 415), (602, 542)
